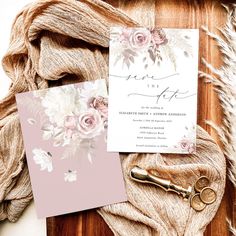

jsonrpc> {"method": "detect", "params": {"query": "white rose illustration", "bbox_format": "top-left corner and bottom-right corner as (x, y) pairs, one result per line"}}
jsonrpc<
(41, 85), (86, 127)
(80, 80), (107, 100)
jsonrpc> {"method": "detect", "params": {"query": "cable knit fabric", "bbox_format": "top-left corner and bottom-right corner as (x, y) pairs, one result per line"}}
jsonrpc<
(0, 1), (226, 235)
(98, 126), (226, 236)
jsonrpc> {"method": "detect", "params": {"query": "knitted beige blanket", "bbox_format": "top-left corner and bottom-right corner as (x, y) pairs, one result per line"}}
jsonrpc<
(0, 0), (226, 235)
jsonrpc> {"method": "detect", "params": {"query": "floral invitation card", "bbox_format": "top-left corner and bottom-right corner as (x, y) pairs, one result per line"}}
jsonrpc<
(16, 79), (127, 218)
(107, 28), (199, 153)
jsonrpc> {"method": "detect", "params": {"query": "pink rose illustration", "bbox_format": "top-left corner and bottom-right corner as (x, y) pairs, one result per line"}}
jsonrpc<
(129, 29), (152, 50)
(120, 28), (131, 46)
(179, 139), (191, 150)
(64, 129), (73, 139)
(179, 139), (196, 153)
(121, 28), (131, 41)
(151, 28), (168, 46)
(77, 109), (104, 138)
(90, 96), (108, 119)
(188, 143), (196, 154)
(64, 116), (78, 139)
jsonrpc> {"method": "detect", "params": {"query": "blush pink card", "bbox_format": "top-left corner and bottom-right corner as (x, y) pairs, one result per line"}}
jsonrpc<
(16, 79), (127, 218)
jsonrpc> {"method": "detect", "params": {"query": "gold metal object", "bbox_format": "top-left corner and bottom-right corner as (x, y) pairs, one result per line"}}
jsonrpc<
(194, 176), (210, 192)
(130, 166), (192, 199)
(190, 193), (206, 212)
(200, 187), (217, 204)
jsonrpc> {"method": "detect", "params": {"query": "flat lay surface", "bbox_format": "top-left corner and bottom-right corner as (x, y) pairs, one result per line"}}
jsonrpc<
(0, 0), (235, 236)
(47, 0), (235, 235)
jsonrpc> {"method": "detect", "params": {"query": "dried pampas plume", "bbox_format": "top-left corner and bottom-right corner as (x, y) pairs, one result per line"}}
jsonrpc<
(199, 4), (236, 234)
(200, 4), (236, 187)
(228, 219), (236, 235)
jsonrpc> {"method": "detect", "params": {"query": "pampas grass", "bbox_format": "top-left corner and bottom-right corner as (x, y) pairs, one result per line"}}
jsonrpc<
(200, 4), (236, 187)
(200, 4), (236, 234)
(228, 218), (236, 235)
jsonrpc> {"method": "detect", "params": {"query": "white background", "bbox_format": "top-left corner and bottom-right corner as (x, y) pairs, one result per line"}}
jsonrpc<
(0, 1), (46, 236)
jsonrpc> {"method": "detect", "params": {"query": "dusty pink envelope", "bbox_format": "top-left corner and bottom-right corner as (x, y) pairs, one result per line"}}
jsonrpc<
(16, 79), (127, 218)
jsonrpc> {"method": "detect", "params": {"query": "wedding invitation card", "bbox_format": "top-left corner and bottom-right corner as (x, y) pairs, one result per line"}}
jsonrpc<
(16, 79), (127, 218)
(107, 27), (199, 153)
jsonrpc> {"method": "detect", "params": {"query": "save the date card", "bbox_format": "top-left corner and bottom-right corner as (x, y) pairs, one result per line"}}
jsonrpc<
(16, 79), (127, 218)
(107, 27), (199, 154)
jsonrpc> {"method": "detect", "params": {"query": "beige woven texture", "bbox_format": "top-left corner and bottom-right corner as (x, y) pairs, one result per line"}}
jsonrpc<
(0, 0), (226, 235)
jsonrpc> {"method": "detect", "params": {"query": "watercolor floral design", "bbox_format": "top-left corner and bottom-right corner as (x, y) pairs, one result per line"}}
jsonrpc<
(174, 125), (196, 153)
(34, 81), (107, 146)
(64, 170), (77, 182)
(32, 148), (77, 183)
(29, 80), (108, 170)
(111, 27), (193, 70)
(32, 148), (53, 172)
